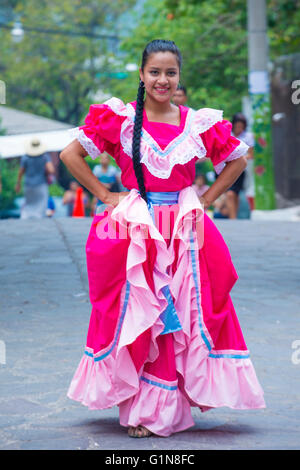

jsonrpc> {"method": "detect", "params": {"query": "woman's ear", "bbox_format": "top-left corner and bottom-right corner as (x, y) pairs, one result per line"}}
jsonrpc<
(139, 68), (144, 83)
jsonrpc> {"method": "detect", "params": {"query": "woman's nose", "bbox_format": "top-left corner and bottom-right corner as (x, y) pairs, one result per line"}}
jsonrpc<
(157, 74), (168, 84)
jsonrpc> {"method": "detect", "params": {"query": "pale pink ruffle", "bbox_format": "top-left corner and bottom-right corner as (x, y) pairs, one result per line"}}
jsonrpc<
(119, 372), (195, 437)
(174, 319), (266, 410)
(67, 350), (138, 410)
(67, 280), (140, 409)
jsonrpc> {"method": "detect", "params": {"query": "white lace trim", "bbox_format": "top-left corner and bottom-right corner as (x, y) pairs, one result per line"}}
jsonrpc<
(117, 103), (224, 179)
(70, 98), (235, 177)
(192, 107), (224, 134)
(214, 140), (249, 174)
(103, 97), (130, 117)
(69, 127), (100, 160)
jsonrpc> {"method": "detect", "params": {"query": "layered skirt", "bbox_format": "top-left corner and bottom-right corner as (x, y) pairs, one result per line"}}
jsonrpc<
(67, 186), (265, 436)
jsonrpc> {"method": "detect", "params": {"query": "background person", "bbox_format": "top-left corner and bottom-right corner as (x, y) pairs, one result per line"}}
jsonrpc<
(15, 138), (55, 219)
(213, 193), (230, 219)
(192, 173), (210, 200)
(46, 195), (56, 217)
(91, 152), (122, 214)
(225, 113), (255, 218)
(62, 180), (89, 216)
(172, 84), (188, 106)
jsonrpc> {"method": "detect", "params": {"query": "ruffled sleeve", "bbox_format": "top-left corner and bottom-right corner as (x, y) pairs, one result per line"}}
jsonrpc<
(200, 119), (249, 174)
(69, 97), (128, 163)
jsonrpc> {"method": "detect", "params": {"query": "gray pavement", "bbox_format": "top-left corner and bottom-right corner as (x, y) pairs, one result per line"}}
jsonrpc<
(0, 217), (299, 450)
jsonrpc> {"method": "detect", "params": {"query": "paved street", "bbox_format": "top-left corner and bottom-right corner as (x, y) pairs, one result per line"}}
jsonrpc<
(0, 217), (299, 450)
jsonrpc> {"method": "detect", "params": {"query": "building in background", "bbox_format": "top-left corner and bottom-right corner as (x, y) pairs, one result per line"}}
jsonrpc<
(271, 52), (300, 208)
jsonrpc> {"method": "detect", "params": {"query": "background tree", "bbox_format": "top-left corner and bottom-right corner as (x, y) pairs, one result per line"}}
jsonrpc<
(108, 0), (300, 119)
(0, 0), (135, 125)
(108, 0), (249, 119)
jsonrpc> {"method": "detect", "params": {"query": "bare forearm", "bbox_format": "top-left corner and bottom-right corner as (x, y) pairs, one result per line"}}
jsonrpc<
(17, 168), (25, 183)
(62, 155), (109, 202)
(60, 142), (110, 203)
(203, 157), (247, 206)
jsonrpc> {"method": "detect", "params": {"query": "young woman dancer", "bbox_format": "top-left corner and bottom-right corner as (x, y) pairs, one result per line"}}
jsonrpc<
(60, 39), (265, 438)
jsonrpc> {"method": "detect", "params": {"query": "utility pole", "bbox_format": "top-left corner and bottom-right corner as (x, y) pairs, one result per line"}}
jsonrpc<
(247, 0), (276, 210)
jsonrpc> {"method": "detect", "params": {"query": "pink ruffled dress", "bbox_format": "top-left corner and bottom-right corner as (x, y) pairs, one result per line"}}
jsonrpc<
(67, 97), (266, 437)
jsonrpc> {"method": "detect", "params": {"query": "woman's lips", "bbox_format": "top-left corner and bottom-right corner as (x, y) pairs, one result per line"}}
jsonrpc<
(155, 87), (169, 94)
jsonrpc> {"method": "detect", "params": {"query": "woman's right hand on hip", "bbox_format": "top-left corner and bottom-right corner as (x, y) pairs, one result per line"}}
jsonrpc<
(104, 191), (130, 208)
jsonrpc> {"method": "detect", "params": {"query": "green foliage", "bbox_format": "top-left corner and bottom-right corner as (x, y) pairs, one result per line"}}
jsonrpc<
(108, 0), (249, 117)
(164, 0), (300, 56)
(85, 154), (119, 170)
(195, 159), (214, 178)
(107, 0), (300, 118)
(267, 0), (300, 55)
(0, 158), (19, 211)
(250, 93), (276, 209)
(1, 0), (298, 130)
(48, 182), (65, 197)
(0, 0), (22, 8)
(0, 0), (135, 125)
(85, 155), (102, 171)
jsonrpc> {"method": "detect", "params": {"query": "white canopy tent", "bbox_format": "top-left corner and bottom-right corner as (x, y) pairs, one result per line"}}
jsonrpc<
(0, 129), (74, 159)
(0, 105), (74, 159)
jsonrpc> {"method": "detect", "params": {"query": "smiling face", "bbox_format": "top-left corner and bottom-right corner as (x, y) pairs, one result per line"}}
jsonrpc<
(139, 51), (180, 105)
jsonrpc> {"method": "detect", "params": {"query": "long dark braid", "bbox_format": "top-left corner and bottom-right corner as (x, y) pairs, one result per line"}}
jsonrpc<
(131, 39), (182, 205)
(132, 80), (147, 203)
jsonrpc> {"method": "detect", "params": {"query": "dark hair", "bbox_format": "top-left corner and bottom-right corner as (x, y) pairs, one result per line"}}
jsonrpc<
(177, 84), (187, 95)
(132, 39), (182, 204)
(232, 113), (247, 130)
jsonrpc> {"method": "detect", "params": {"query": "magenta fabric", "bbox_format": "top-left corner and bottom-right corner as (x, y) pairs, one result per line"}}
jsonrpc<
(85, 214), (130, 353)
(200, 119), (242, 168)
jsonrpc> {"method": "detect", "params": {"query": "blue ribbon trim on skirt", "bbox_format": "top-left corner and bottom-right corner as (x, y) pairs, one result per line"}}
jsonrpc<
(144, 191), (182, 335)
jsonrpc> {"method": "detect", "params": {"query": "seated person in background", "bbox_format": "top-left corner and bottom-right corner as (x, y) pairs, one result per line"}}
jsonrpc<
(62, 180), (89, 216)
(91, 152), (122, 214)
(213, 194), (230, 219)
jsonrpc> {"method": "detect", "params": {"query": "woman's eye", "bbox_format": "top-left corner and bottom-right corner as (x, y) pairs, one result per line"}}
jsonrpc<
(149, 70), (176, 76)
